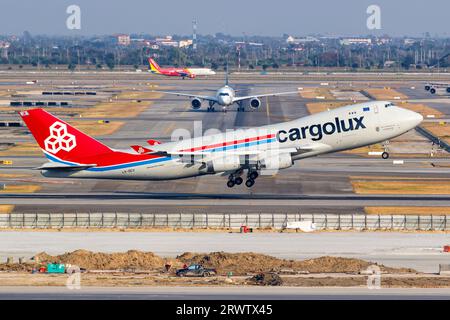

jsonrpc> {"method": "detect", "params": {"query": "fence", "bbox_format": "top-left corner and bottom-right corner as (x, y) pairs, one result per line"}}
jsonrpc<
(0, 213), (449, 231)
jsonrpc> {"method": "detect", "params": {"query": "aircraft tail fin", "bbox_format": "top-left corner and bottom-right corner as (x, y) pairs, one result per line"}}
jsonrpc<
(148, 58), (161, 74)
(225, 61), (229, 86)
(19, 108), (113, 164)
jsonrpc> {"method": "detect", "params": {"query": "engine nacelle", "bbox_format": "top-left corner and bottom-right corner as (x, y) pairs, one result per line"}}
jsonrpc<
(191, 98), (202, 109)
(206, 155), (241, 173)
(249, 97), (261, 109)
(261, 153), (293, 170)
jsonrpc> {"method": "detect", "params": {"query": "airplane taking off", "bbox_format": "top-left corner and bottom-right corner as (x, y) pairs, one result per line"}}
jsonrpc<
(20, 101), (422, 188)
(155, 72), (297, 112)
(148, 58), (216, 79)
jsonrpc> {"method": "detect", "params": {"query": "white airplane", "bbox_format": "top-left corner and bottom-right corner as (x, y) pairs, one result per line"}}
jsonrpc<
(424, 82), (450, 94)
(154, 73), (297, 112)
(20, 101), (422, 188)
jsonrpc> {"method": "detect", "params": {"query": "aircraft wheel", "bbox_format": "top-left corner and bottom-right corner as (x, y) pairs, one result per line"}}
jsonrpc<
(381, 152), (389, 159)
(249, 171), (258, 180)
(234, 177), (243, 185)
(245, 179), (255, 188)
(430, 88), (436, 94)
(227, 180), (235, 188)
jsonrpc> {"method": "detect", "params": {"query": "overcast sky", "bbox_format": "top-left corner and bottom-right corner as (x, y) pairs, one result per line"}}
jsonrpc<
(1, 0), (449, 37)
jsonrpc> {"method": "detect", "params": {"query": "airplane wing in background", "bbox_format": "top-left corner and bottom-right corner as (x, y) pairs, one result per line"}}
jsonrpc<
(153, 91), (218, 102)
(232, 91), (298, 103)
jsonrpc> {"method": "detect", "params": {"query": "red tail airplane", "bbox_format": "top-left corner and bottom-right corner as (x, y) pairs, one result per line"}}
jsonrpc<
(148, 58), (215, 79)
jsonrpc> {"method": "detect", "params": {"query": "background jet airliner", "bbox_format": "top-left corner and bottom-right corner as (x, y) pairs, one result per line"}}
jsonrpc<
(20, 101), (422, 188)
(154, 72), (297, 112)
(148, 58), (216, 79)
(424, 82), (450, 94)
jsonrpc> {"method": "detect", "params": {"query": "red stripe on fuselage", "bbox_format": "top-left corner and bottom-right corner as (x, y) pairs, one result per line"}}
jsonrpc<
(180, 134), (275, 152)
(75, 134), (275, 167)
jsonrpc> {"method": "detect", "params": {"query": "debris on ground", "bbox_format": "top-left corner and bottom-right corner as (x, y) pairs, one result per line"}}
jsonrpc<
(248, 273), (283, 286)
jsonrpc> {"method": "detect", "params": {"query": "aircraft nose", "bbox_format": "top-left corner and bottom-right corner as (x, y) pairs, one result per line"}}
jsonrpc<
(402, 109), (423, 128)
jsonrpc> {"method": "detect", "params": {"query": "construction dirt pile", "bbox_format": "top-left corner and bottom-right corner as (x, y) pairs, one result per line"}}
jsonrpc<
(0, 250), (416, 275)
(177, 252), (416, 275)
(34, 249), (166, 270)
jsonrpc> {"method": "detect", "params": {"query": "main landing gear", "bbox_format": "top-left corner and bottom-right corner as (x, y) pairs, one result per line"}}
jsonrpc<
(227, 170), (258, 188)
(381, 151), (389, 159)
(206, 106), (215, 112)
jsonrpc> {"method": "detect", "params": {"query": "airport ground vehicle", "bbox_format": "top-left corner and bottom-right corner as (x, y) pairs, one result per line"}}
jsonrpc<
(176, 264), (217, 277)
(19, 101), (422, 188)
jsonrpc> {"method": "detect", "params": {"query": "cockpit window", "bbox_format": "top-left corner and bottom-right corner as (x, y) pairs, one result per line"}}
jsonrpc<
(385, 103), (394, 108)
(219, 93), (229, 96)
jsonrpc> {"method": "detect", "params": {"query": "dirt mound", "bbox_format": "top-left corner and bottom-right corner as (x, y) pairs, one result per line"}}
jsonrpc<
(34, 250), (166, 270)
(293, 256), (415, 274)
(177, 251), (288, 275)
(0, 263), (35, 272)
(248, 273), (283, 286)
(177, 252), (416, 275)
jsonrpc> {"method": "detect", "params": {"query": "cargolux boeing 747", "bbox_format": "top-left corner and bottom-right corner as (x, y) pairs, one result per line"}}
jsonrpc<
(20, 101), (422, 188)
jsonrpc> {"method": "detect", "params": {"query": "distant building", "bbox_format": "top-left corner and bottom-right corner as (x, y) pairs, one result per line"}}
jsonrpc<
(117, 34), (130, 46)
(179, 39), (193, 48)
(375, 37), (392, 45)
(404, 38), (416, 46)
(340, 38), (372, 46)
(286, 35), (319, 44)
(384, 60), (396, 68)
(156, 36), (179, 47)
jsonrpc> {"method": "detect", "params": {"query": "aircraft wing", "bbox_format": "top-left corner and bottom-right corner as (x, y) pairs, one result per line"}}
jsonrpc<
(154, 90), (218, 102)
(232, 91), (298, 103)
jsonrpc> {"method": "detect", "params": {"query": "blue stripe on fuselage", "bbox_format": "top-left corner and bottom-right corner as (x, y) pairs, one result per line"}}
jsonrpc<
(43, 137), (277, 172)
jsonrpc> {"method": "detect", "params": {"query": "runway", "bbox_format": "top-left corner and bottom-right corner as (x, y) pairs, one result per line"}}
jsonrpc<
(1, 286), (450, 300)
(1, 193), (450, 214)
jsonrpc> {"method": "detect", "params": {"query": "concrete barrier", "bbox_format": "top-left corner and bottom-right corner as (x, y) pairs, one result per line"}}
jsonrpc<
(0, 213), (449, 231)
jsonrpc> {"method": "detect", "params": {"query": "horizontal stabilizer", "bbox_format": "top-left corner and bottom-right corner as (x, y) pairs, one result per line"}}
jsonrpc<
(34, 162), (96, 171)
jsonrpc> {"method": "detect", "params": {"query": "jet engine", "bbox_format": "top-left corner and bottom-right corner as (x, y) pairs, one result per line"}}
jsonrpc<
(249, 98), (261, 109)
(261, 153), (293, 170)
(191, 98), (202, 109)
(205, 155), (241, 173)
